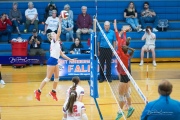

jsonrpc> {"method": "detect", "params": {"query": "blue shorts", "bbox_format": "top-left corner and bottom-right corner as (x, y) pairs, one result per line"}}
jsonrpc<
(47, 57), (58, 66)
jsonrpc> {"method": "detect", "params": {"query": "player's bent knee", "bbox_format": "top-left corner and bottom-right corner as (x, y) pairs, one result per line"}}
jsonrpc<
(62, 117), (67, 120)
(119, 95), (125, 102)
(54, 78), (59, 82)
(125, 92), (130, 98)
(43, 77), (50, 83)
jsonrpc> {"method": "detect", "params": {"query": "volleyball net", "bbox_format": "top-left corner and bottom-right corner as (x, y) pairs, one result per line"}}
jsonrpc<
(90, 18), (148, 119)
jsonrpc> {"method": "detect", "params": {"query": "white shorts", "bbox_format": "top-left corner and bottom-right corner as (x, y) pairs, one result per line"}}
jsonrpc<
(142, 45), (155, 50)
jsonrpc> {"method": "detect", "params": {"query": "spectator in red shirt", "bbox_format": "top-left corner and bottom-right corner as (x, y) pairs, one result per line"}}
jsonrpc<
(114, 19), (135, 119)
(76, 6), (92, 39)
(0, 13), (12, 43)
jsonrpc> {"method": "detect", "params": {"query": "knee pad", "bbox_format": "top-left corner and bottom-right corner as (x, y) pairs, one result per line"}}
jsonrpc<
(119, 95), (125, 102)
(54, 78), (59, 82)
(43, 77), (50, 83)
(125, 92), (130, 98)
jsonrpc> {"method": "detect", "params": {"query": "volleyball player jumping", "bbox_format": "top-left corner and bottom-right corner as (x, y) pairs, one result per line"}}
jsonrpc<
(34, 16), (75, 101)
(114, 19), (135, 119)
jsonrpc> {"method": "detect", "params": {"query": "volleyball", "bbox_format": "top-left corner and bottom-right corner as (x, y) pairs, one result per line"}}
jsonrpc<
(60, 10), (69, 19)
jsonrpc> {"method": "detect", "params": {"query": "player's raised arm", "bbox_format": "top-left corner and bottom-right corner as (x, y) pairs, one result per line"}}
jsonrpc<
(56, 16), (62, 40)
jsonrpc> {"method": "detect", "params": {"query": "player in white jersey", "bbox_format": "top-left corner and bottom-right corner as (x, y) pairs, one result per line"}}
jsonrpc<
(65, 76), (84, 102)
(34, 16), (75, 101)
(63, 90), (88, 120)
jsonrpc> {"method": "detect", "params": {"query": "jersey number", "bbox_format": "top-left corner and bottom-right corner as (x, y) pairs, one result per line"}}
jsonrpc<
(73, 105), (77, 112)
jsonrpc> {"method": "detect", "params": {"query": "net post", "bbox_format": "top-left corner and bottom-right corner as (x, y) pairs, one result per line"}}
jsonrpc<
(90, 17), (98, 98)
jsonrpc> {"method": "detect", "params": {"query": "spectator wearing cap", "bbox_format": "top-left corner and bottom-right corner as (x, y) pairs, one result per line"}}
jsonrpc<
(24, 2), (39, 33)
(9, 2), (22, 35)
(64, 4), (73, 20)
(61, 13), (74, 41)
(28, 28), (45, 65)
(44, 10), (59, 41)
(97, 21), (116, 83)
(0, 13), (12, 43)
(76, 6), (92, 39)
(141, 80), (180, 120)
(44, 1), (58, 20)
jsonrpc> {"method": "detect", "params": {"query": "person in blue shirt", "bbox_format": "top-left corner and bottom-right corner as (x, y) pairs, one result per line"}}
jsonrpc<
(97, 21), (116, 83)
(141, 80), (180, 120)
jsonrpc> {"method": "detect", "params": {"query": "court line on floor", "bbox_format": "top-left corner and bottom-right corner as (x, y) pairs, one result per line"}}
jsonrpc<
(0, 102), (144, 108)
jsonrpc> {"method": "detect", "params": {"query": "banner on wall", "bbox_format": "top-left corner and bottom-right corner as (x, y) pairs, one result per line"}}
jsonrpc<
(58, 58), (118, 76)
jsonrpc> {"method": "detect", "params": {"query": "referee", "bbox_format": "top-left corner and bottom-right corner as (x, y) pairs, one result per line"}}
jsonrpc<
(97, 21), (116, 83)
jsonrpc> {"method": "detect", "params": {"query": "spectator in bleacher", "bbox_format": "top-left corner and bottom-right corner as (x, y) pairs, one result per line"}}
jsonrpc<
(44, 1), (58, 20)
(24, 2), (39, 33)
(0, 13), (12, 43)
(140, 1), (159, 32)
(64, 4), (73, 20)
(76, 6), (92, 39)
(44, 10), (59, 36)
(70, 38), (83, 54)
(141, 80), (180, 120)
(139, 26), (157, 66)
(9, 2), (22, 35)
(61, 14), (74, 41)
(97, 21), (116, 83)
(28, 28), (45, 65)
(124, 2), (142, 32)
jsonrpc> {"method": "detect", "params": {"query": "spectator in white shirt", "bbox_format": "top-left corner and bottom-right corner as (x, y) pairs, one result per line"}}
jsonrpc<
(24, 2), (39, 33)
(44, 10), (59, 36)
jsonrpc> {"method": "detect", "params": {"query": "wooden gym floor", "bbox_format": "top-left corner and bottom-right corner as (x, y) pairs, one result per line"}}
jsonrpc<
(0, 62), (180, 120)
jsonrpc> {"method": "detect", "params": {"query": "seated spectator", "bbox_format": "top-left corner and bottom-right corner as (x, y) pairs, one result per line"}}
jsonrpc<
(140, 2), (158, 32)
(44, 10), (59, 37)
(9, 2), (22, 35)
(64, 4), (73, 20)
(28, 29), (45, 65)
(0, 13), (12, 43)
(24, 2), (39, 33)
(141, 80), (180, 120)
(124, 2), (142, 32)
(44, 1), (58, 20)
(60, 41), (68, 54)
(139, 26), (156, 66)
(61, 14), (74, 41)
(70, 38), (83, 54)
(76, 6), (92, 39)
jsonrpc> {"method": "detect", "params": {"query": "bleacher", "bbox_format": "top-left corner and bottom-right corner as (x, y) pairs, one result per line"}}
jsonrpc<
(0, 1), (180, 61)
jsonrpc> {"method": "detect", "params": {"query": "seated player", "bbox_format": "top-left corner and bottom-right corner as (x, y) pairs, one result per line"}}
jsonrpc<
(70, 38), (84, 54)
(65, 76), (84, 102)
(114, 19), (135, 119)
(62, 90), (88, 120)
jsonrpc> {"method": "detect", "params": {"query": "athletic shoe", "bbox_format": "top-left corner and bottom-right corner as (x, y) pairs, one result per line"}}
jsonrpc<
(153, 61), (157, 67)
(137, 28), (142, 32)
(139, 61), (144, 66)
(115, 112), (124, 120)
(0, 80), (5, 85)
(153, 28), (158, 32)
(99, 79), (104, 83)
(49, 91), (58, 101)
(127, 107), (135, 118)
(34, 90), (41, 101)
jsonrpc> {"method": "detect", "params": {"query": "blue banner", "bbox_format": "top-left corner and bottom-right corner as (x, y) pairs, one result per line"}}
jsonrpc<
(0, 56), (43, 64)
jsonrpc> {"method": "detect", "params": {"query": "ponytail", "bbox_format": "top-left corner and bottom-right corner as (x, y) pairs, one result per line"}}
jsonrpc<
(66, 90), (77, 114)
(70, 76), (80, 91)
